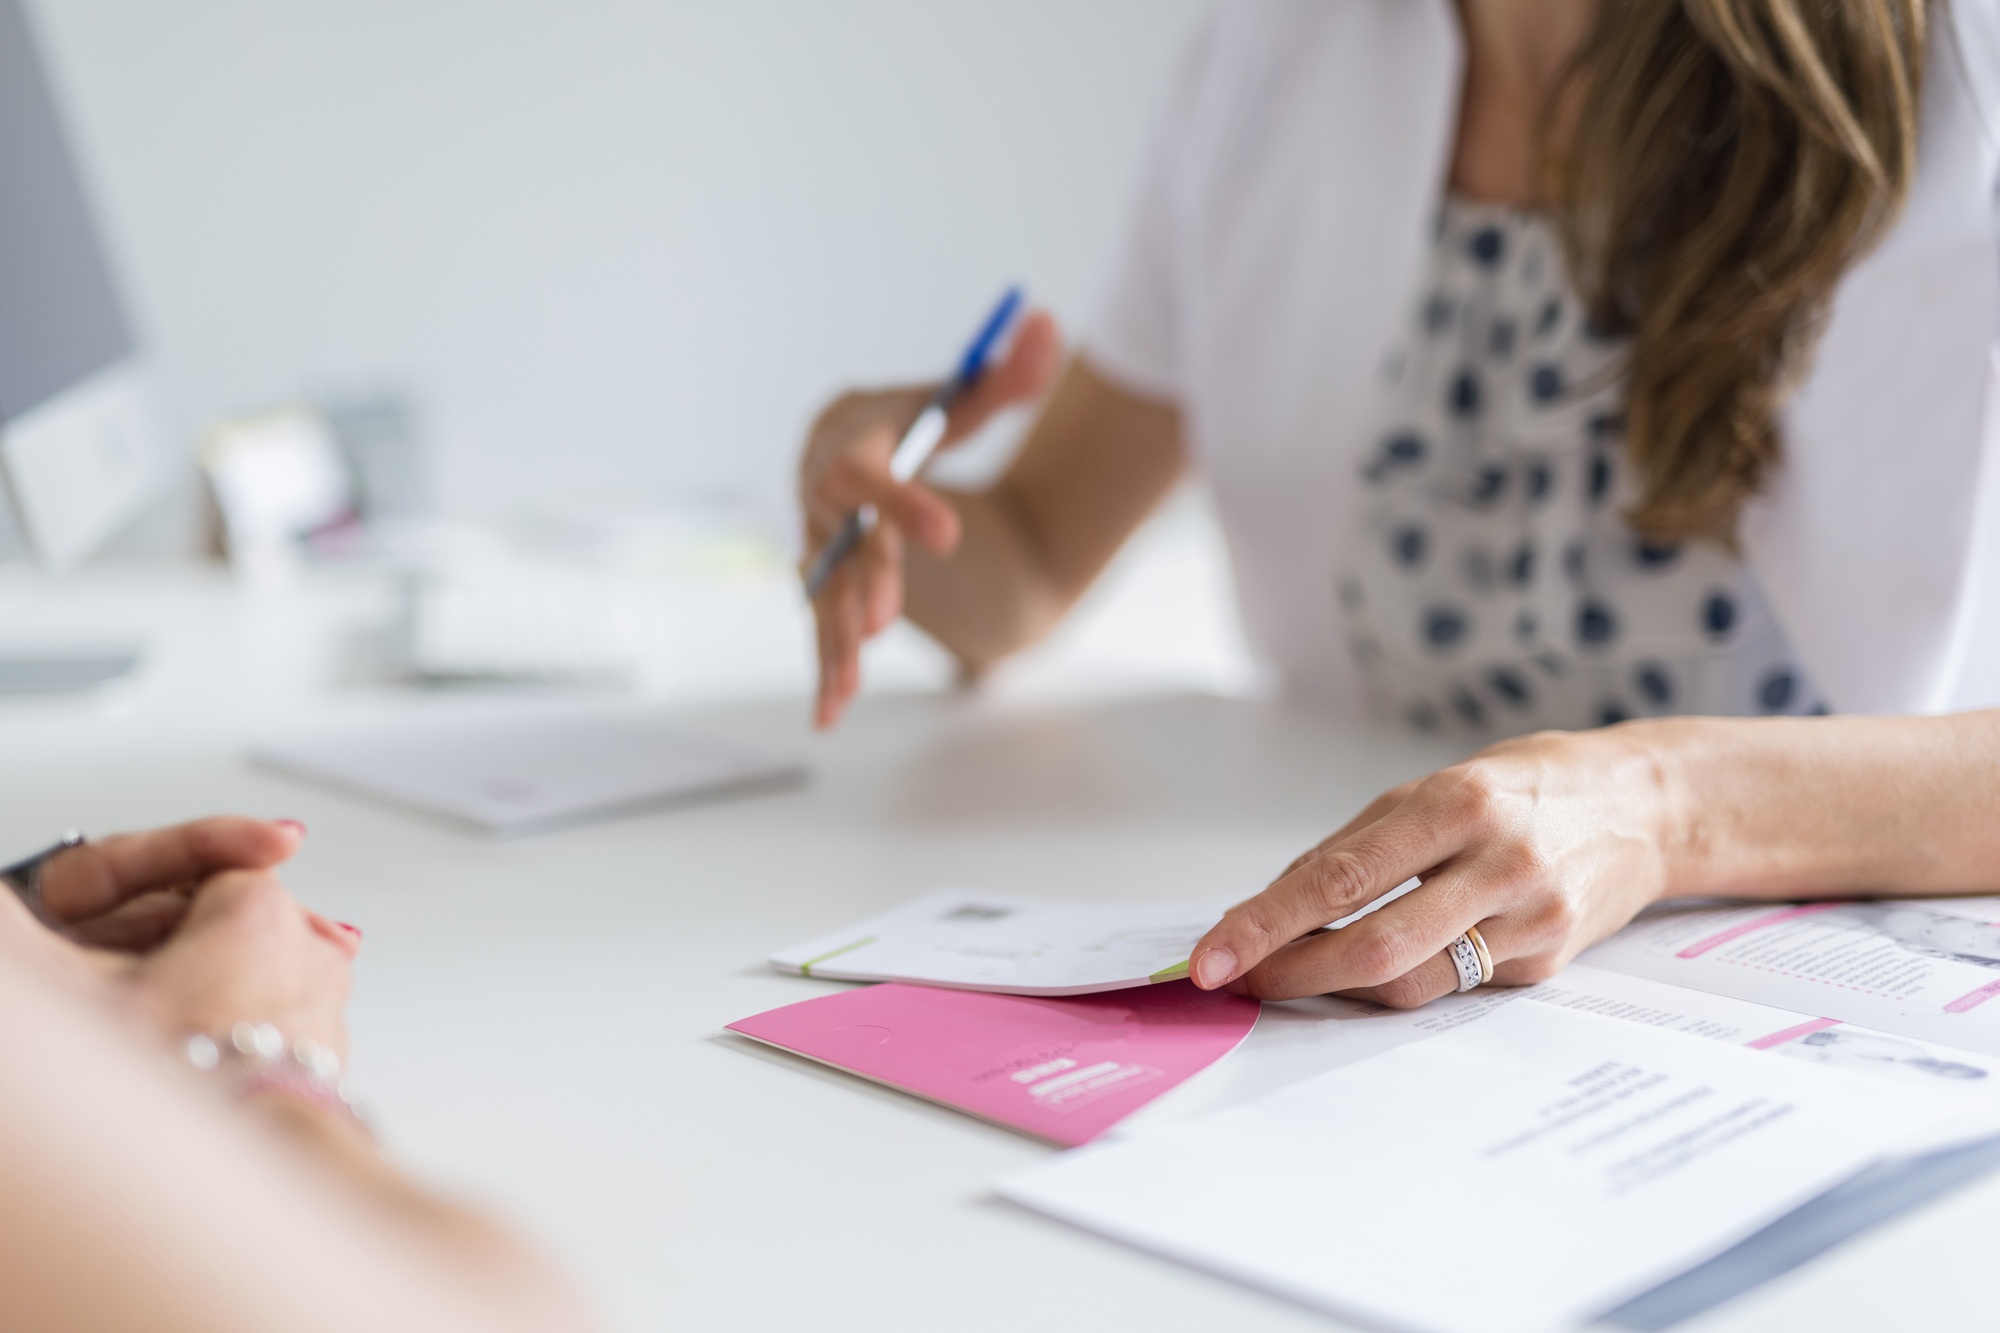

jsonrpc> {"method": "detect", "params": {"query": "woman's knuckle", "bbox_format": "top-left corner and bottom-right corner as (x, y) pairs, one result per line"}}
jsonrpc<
(1349, 929), (1409, 987)
(1440, 768), (1500, 828)
(1497, 840), (1551, 885)
(1306, 853), (1372, 916)
(1230, 907), (1292, 957)
(1509, 955), (1563, 986)
(1536, 894), (1583, 942)
(1373, 973), (1434, 1010)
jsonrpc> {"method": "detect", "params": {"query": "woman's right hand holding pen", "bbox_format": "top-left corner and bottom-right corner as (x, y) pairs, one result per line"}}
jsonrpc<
(798, 309), (1062, 729)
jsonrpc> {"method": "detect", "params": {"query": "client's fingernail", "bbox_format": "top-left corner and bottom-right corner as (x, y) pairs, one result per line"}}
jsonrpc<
(1193, 947), (1237, 990)
(335, 921), (362, 939)
(276, 819), (307, 836)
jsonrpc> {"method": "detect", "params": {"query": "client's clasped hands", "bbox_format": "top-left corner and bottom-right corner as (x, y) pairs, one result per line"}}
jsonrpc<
(10, 817), (360, 1061)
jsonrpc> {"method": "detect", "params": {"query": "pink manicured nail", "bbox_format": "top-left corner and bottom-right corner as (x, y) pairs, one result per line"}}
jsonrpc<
(335, 921), (362, 939)
(276, 819), (307, 836)
(1193, 947), (1237, 990)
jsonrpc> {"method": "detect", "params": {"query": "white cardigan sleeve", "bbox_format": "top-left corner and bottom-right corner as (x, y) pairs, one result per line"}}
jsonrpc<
(1747, 0), (2000, 714)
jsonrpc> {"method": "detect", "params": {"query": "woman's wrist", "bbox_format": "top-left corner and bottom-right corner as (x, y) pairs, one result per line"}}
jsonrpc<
(1622, 716), (1743, 905)
(1626, 714), (1924, 903)
(183, 1022), (367, 1134)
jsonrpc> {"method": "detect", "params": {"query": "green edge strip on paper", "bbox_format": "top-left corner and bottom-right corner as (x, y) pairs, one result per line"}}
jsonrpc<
(1149, 958), (1191, 983)
(799, 936), (876, 978)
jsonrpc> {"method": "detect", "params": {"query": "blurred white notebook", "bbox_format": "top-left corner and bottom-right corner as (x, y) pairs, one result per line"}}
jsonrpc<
(770, 889), (1228, 996)
(255, 705), (803, 836)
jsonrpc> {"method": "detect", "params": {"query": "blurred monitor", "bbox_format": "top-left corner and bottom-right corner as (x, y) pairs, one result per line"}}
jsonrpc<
(0, 0), (159, 569)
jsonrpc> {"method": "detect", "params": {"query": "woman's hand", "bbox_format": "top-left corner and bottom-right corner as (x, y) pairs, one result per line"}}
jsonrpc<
(1189, 725), (1685, 1007)
(800, 310), (1062, 729)
(114, 868), (361, 1057)
(34, 816), (307, 952)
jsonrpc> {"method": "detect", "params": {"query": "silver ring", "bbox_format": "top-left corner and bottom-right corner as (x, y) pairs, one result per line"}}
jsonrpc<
(1449, 929), (1492, 993)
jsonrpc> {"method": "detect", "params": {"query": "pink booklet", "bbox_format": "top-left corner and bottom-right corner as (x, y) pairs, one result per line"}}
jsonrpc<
(728, 981), (1260, 1147)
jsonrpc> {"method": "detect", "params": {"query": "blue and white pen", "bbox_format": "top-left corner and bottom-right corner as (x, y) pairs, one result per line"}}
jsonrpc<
(803, 287), (1025, 599)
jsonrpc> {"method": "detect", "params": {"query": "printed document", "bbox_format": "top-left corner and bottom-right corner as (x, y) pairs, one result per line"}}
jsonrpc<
(1000, 1000), (1959, 1333)
(1583, 898), (2000, 1055)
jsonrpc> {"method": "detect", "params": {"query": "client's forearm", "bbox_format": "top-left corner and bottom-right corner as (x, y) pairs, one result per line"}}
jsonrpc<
(247, 1092), (593, 1332)
(1648, 711), (2000, 901)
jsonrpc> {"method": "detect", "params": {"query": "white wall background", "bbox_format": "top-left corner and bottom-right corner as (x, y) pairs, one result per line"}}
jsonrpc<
(24, 0), (1208, 540)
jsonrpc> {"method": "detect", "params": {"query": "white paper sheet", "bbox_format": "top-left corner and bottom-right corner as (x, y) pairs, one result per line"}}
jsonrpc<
(1001, 1000), (1957, 1333)
(1582, 901), (2000, 1055)
(1120, 962), (2000, 1139)
(768, 889), (1228, 995)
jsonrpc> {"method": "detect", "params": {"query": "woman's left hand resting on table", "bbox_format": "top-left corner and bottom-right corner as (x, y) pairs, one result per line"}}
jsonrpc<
(1190, 712), (2000, 1008)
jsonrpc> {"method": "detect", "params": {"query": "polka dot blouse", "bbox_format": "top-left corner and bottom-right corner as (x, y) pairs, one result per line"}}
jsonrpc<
(1337, 197), (1826, 735)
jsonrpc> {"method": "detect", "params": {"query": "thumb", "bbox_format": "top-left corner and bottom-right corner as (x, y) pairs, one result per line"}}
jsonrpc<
(940, 308), (1065, 444)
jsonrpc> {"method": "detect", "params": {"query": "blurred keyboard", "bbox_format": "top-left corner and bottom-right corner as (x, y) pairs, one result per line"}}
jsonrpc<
(398, 572), (648, 686)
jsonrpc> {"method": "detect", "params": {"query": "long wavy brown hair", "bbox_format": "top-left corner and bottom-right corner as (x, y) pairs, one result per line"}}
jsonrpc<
(1553, 0), (1930, 542)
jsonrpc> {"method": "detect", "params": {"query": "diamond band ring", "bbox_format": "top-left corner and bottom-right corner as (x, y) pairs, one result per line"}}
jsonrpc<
(1449, 925), (1494, 992)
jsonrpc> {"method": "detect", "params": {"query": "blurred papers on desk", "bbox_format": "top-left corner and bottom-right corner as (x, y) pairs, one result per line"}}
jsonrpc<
(254, 704), (803, 836)
(769, 889), (1228, 996)
(728, 982), (1257, 1146)
(1001, 999), (1961, 1333)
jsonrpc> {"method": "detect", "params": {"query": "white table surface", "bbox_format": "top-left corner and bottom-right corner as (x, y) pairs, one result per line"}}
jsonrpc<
(4, 561), (1998, 1333)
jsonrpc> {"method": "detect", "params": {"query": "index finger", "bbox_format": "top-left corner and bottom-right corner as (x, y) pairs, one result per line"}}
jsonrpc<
(938, 308), (1064, 445)
(1190, 790), (1469, 990)
(38, 817), (304, 924)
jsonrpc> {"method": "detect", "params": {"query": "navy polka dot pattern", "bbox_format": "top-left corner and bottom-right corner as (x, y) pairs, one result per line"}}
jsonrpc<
(1424, 606), (1469, 651)
(1704, 593), (1737, 638)
(1758, 668), (1797, 712)
(1338, 195), (1821, 734)
(1588, 454), (1613, 505)
(1487, 667), (1532, 707)
(1450, 371), (1482, 418)
(1576, 600), (1618, 648)
(1633, 539), (1681, 570)
(1524, 460), (1552, 502)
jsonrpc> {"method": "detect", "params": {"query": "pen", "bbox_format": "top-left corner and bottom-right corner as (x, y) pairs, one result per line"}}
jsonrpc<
(803, 286), (1024, 599)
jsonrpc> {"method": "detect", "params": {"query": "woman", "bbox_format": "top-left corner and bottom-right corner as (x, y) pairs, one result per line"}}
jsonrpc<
(0, 818), (593, 1333)
(800, 1), (2000, 1001)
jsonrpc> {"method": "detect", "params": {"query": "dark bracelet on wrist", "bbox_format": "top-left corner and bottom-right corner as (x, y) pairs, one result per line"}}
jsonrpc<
(0, 830), (85, 921)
